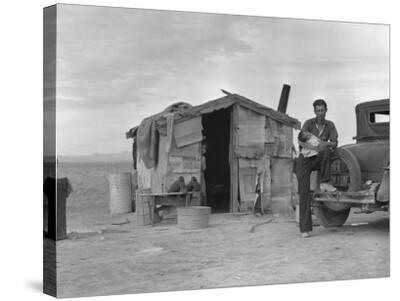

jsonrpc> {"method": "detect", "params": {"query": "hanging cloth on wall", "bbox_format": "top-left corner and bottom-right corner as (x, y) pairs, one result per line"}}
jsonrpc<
(137, 118), (159, 169)
(165, 113), (175, 154)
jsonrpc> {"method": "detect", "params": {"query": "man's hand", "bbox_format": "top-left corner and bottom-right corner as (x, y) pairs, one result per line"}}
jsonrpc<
(327, 141), (338, 149)
(317, 141), (329, 152)
(318, 141), (337, 152)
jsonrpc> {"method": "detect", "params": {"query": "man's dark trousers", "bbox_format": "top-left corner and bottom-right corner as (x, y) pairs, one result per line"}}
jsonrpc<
(296, 148), (332, 233)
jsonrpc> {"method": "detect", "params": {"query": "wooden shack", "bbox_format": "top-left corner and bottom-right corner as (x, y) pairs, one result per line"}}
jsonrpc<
(126, 93), (300, 213)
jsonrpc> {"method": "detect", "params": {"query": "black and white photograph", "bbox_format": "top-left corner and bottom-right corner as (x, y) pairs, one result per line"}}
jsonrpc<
(42, 2), (390, 299)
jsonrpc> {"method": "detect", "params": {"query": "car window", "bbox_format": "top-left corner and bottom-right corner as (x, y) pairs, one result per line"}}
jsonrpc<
(369, 111), (389, 123)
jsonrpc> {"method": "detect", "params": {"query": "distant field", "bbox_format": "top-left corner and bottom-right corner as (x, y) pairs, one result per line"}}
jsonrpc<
(57, 161), (134, 232)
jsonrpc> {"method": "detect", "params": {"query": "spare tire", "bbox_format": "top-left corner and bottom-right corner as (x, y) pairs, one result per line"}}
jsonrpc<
(314, 148), (362, 226)
(333, 148), (362, 192)
(324, 148), (362, 212)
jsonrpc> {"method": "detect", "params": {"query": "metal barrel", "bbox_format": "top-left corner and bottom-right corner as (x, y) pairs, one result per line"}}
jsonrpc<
(109, 173), (133, 215)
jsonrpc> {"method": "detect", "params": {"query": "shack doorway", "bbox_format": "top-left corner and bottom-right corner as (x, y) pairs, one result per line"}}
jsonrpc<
(202, 108), (231, 213)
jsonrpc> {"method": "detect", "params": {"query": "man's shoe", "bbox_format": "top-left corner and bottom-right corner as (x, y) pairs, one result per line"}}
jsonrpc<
(320, 182), (337, 192)
(301, 232), (311, 238)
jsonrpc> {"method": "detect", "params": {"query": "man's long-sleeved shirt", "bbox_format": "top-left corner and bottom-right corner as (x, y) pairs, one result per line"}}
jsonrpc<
(301, 118), (338, 144)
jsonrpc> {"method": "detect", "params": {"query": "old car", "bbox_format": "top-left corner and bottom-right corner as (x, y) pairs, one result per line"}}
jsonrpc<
(312, 99), (390, 227)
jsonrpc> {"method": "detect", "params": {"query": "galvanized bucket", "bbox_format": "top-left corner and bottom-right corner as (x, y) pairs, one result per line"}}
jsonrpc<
(177, 206), (211, 229)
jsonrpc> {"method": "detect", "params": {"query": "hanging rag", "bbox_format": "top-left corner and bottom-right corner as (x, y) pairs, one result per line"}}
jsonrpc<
(165, 113), (175, 154)
(137, 118), (159, 169)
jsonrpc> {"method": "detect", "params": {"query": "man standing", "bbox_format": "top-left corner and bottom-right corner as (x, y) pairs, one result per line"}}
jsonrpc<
(296, 99), (338, 238)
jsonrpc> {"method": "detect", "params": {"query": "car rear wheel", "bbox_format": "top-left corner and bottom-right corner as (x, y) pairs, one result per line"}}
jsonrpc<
(314, 204), (351, 228)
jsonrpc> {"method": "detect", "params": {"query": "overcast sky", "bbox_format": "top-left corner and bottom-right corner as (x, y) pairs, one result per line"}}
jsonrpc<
(55, 4), (389, 156)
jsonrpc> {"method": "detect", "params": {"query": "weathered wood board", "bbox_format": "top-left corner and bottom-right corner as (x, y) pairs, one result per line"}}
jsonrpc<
(236, 105), (265, 158)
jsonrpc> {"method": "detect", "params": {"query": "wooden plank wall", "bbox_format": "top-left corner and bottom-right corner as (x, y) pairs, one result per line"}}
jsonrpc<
(262, 156), (272, 210)
(270, 157), (294, 212)
(265, 118), (293, 158)
(230, 104), (239, 212)
(236, 105), (268, 211)
(234, 109), (295, 213)
(165, 134), (201, 192)
(264, 116), (295, 211)
(237, 156), (272, 211)
(236, 105), (265, 159)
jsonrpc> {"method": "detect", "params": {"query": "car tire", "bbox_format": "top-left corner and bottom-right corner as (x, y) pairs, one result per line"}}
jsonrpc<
(314, 204), (351, 228)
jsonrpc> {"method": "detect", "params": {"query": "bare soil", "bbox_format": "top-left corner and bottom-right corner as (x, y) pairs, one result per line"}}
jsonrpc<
(54, 210), (389, 298)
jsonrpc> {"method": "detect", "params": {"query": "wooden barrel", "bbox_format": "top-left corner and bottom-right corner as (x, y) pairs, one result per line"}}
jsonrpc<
(177, 206), (211, 229)
(109, 173), (132, 214)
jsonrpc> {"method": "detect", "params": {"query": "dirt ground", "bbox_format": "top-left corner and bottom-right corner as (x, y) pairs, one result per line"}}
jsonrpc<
(52, 209), (389, 298)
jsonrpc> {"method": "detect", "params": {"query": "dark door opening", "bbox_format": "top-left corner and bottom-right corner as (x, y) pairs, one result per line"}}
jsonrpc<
(202, 108), (231, 213)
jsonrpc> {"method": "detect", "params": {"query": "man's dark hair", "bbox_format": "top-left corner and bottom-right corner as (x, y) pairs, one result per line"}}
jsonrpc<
(313, 99), (327, 110)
